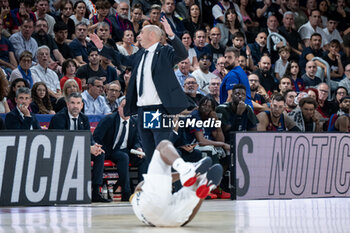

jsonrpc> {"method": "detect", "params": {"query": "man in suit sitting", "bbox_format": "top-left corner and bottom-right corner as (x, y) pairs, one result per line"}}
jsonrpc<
(5, 87), (41, 130)
(93, 97), (146, 201)
(48, 92), (109, 202)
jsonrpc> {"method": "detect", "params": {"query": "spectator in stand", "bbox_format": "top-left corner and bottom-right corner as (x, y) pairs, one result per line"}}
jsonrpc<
(55, 0), (75, 40)
(257, 93), (299, 131)
(217, 8), (244, 47)
(0, 19), (17, 75)
(91, 22), (119, 55)
(183, 3), (201, 37)
(274, 46), (290, 81)
(88, 0), (112, 33)
(231, 31), (254, 71)
(32, 18), (65, 67)
(301, 60), (322, 88)
(70, 0), (89, 26)
(238, 55), (250, 75)
(339, 64), (350, 93)
(69, 22), (94, 66)
(328, 86), (349, 116)
(105, 81), (122, 112)
(322, 40), (344, 81)
(265, 15), (284, 64)
(193, 29), (212, 59)
(255, 0), (282, 29)
(248, 73), (269, 114)
(220, 47), (252, 108)
(99, 46), (119, 84)
(299, 33), (325, 75)
(298, 10), (327, 48)
(334, 96), (350, 132)
(30, 82), (55, 114)
(181, 31), (198, 71)
(5, 87), (40, 130)
(34, 0), (56, 37)
(7, 79), (30, 111)
(130, 4), (143, 35)
(318, 0), (329, 28)
(207, 27), (225, 67)
(212, 0), (236, 26)
(132, 0), (161, 16)
(316, 82), (332, 118)
(286, 0), (307, 30)
(323, 16), (343, 46)
(54, 22), (73, 60)
(239, 0), (259, 42)
(9, 51), (33, 86)
(54, 79), (80, 112)
(247, 31), (269, 67)
(60, 59), (82, 91)
(76, 47), (107, 89)
(288, 96), (322, 132)
(142, 4), (164, 31)
(212, 56), (227, 81)
(330, 0), (350, 33)
(9, 18), (38, 62)
(207, 76), (221, 106)
(303, 0), (317, 19)
(82, 76), (111, 115)
(109, 1), (134, 42)
(278, 11), (303, 61)
(0, 0), (17, 36)
(160, 0), (185, 37)
(0, 72), (9, 113)
(284, 60), (305, 93)
(116, 30), (139, 56)
(279, 76), (293, 96)
(183, 76), (204, 108)
(284, 89), (297, 113)
(192, 53), (217, 95)
(216, 84), (257, 137)
(31, 46), (61, 100)
(305, 87), (325, 123)
(253, 55), (278, 94)
(10, 0), (36, 33)
(175, 58), (194, 87)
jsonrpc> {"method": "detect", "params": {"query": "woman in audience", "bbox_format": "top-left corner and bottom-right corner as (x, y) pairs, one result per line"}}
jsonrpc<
(306, 87), (326, 129)
(70, 0), (89, 26)
(7, 79), (30, 111)
(142, 4), (164, 31)
(60, 59), (82, 91)
(239, 0), (259, 42)
(116, 30), (139, 56)
(9, 50), (33, 88)
(218, 8), (245, 47)
(0, 71), (10, 113)
(55, 79), (80, 112)
(181, 31), (198, 71)
(328, 86), (349, 115)
(30, 82), (55, 114)
(285, 61), (305, 93)
(131, 4), (143, 35)
(318, 0), (330, 28)
(183, 4), (201, 37)
(88, 0), (112, 33)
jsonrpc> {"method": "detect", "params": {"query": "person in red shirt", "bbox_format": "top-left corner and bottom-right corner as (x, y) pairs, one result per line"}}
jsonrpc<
(60, 59), (82, 91)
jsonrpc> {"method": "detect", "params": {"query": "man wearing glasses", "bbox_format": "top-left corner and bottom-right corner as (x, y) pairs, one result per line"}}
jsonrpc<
(81, 76), (111, 115)
(339, 64), (350, 94)
(105, 81), (122, 112)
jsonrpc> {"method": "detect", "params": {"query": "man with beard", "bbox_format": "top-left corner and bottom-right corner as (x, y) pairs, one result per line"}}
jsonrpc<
(248, 74), (268, 114)
(334, 96), (350, 132)
(183, 76), (204, 108)
(193, 30), (212, 61)
(253, 55), (278, 93)
(288, 96), (322, 132)
(219, 47), (252, 109)
(216, 84), (257, 142)
(257, 93), (299, 131)
(109, 2), (134, 42)
(299, 33), (326, 74)
(192, 53), (217, 95)
(283, 89), (297, 113)
(55, 0), (75, 40)
(32, 18), (65, 67)
(231, 32), (254, 71)
(279, 76), (293, 95)
(160, 0), (185, 37)
(247, 31), (269, 67)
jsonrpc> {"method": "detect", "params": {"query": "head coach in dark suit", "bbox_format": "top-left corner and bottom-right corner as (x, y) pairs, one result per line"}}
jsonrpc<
(93, 97), (147, 201)
(48, 92), (109, 203)
(5, 87), (41, 130)
(112, 17), (190, 167)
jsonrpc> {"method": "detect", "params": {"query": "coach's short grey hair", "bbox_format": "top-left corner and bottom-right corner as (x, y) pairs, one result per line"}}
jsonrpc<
(16, 87), (31, 98)
(87, 76), (103, 85)
(143, 25), (162, 40)
(67, 92), (83, 101)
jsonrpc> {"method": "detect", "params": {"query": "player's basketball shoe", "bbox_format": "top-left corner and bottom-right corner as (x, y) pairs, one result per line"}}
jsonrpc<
(196, 164), (224, 199)
(180, 157), (212, 187)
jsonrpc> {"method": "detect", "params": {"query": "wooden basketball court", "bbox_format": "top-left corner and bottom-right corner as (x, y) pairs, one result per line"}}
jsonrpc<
(0, 198), (349, 232)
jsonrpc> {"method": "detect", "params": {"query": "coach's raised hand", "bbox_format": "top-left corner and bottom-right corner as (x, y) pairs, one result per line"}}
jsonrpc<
(160, 16), (175, 38)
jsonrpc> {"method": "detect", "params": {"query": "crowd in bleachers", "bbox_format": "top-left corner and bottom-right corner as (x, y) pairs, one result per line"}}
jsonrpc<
(1, 0), (350, 200)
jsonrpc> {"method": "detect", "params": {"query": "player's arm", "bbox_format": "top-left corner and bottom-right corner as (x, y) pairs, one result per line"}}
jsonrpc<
(335, 116), (349, 132)
(256, 112), (268, 131)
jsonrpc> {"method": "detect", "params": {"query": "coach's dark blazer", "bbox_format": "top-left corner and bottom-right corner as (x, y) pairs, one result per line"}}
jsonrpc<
(93, 112), (141, 156)
(48, 107), (94, 144)
(114, 36), (190, 116)
(5, 107), (40, 130)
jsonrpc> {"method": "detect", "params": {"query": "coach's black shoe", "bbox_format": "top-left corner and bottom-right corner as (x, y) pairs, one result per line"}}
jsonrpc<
(121, 192), (131, 202)
(196, 164), (224, 199)
(92, 193), (112, 203)
(181, 157), (212, 187)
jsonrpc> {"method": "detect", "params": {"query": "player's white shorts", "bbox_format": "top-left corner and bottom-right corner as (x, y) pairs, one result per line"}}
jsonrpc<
(131, 150), (201, 227)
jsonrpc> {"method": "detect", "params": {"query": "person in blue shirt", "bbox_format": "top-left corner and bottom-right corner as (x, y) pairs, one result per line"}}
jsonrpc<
(219, 47), (253, 109)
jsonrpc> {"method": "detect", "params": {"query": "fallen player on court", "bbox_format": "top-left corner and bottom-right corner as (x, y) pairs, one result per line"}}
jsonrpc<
(129, 140), (223, 227)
